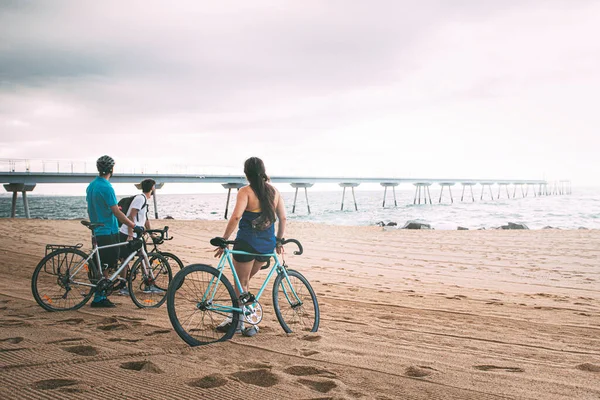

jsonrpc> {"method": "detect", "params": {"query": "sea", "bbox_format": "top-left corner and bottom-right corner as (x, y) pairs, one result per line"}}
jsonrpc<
(1, 187), (599, 230)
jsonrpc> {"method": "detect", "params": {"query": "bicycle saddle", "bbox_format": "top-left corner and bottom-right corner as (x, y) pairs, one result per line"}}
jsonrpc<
(81, 220), (105, 230)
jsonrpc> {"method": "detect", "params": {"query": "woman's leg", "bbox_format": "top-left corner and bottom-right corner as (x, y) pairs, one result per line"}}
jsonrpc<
(249, 260), (264, 281)
(232, 259), (254, 295)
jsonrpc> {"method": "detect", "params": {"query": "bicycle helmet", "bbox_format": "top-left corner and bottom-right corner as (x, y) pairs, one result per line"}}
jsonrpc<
(96, 155), (115, 175)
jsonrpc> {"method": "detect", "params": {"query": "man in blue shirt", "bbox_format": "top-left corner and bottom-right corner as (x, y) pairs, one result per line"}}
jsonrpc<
(86, 155), (143, 308)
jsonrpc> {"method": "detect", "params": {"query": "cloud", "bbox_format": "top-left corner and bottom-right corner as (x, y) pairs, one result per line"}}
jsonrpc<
(1, 1), (599, 184)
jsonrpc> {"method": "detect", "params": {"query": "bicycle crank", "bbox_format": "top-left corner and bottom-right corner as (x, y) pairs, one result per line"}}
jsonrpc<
(243, 302), (263, 324)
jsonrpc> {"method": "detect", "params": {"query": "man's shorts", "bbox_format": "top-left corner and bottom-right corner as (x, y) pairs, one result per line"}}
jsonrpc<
(95, 234), (121, 269)
(232, 240), (270, 263)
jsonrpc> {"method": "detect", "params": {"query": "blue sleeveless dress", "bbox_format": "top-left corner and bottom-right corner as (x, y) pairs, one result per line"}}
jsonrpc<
(235, 211), (275, 254)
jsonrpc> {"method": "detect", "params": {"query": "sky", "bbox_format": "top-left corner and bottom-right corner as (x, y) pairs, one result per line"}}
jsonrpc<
(1, 0), (600, 195)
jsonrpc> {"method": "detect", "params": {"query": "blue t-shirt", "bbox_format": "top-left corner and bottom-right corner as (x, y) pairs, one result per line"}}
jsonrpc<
(86, 177), (118, 235)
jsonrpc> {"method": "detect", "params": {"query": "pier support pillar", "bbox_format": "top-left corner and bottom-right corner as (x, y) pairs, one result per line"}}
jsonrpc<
(460, 183), (476, 202)
(290, 183), (314, 214)
(340, 183), (359, 211)
(438, 182), (455, 204)
(380, 182), (398, 208)
(480, 183), (495, 201)
(497, 183), (510, 199)
(413, 183), (432, 205)
(512, 183), (525, 198)
(3, 183), (36, 218)
(134, 182), (164, 219)
(221, 183), (245, 219)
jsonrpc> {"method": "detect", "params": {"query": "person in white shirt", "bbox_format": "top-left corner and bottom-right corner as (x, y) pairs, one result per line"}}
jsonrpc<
(117, 179), (158, 295)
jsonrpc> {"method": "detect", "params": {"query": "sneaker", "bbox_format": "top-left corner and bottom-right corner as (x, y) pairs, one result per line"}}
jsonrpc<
(142, 285), (165, 294)
(242, 325), (259, 337)
(215, 317), (243, 333)
(90, 298), (116, 308)
(117, 288), (129, 296)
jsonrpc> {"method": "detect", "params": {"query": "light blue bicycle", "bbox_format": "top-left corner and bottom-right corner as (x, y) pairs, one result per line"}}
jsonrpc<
(166, 237), (319, 346)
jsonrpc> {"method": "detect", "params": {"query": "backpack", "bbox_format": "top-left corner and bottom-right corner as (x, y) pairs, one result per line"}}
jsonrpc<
(117, 194), (147, 227)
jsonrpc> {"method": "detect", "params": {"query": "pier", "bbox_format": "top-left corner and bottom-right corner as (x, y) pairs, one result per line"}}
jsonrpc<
(0, 159), (570, 219)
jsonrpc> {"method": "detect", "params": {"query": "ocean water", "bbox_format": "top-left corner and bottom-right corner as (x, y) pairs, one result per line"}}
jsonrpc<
(1, 187), (599, 230)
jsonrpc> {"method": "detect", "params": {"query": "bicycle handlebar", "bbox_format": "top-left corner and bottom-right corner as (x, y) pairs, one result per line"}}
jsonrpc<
(210, 237), (303, 255)
(145, 226), (172, 244)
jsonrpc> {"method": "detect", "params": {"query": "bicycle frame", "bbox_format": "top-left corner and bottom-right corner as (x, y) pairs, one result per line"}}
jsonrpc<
(209, 247), (303, 315)
(67, 238), (154, 289)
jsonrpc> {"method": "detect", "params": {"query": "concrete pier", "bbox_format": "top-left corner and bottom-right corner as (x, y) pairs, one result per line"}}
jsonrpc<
(381, 182), (398, 208)
(290, 183), (314, 214)
(3, 183), (36, 218)
(222, 183), (245, 219)
(340, 183), (359, 211)
(438, 182), (455, 204)
(413, 183), (432, 205)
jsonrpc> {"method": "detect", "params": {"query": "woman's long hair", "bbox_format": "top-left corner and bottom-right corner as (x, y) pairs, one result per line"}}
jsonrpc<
(244, 157), (276, 222)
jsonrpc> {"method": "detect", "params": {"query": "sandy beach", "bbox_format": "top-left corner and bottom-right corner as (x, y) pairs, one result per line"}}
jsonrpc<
(0, 219), (599, 399)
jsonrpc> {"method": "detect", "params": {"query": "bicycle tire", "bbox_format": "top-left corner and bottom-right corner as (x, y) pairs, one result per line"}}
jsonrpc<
(160, 251), (184, 271)
(167, 264), (239, 346)
(128, 252), (172, 308)
(272, 269), (320, 333)
(31, 248), (97, 312)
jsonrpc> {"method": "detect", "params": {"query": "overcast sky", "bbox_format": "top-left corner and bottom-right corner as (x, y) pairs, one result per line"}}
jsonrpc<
(1, 0), (599, 194)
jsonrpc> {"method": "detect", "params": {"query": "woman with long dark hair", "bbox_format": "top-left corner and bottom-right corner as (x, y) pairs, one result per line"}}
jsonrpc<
(214, 157), (287, 336)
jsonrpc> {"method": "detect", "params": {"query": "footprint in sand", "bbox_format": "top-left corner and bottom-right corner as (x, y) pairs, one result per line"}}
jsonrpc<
(0, 337), (24, 344)
(231, 369), (279, 387)
(63, 345), (98, 356)
(301, 335), (322, 342)
(120, 360), (163, 373)
(47, 338), (85, 344)
(188, 373), (229, 388)
(58, 318), (84, 325)
(97, 323), (128, 331)
(284, 365), (336, 377)
(0, 347), (28, 353)
(31, 379), (80, 390)
(0, 319), (30, 327)
(145, 329), (171, 336)
(117, 315), (146, 321)
(404, 366), (436, 378)
(301, 350), (320, 357)
(473, 365), (524, 373)
(244, 361), (272, 369)
(576, 363), (600, 372)
(297, 378), (338, 393)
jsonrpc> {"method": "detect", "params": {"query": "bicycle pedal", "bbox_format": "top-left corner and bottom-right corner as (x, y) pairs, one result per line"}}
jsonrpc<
(239, 292), (256, 304)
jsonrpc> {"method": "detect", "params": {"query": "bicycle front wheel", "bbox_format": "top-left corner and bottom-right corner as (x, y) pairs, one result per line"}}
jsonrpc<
(128, 252), (172, 308)
(160, 251), (184, 272)
(31, 248), (96, 311)
(167, 264), (239, 346)
(272, 269), (320, 333)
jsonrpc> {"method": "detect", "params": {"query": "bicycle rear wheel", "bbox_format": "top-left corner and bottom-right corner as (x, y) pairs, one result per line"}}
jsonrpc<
(167, 264), (239, 346)
(128, 252), (172, 308)
(31, 248), (97, 311)
(272, 269), (320, 333)
(160, 251), (184, 272)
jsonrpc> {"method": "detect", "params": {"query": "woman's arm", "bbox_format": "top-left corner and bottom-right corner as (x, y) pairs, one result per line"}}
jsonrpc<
(275, 191), (286, 240)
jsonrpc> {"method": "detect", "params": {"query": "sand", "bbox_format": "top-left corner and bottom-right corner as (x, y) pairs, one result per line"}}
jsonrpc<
(0, 219), (599, 399)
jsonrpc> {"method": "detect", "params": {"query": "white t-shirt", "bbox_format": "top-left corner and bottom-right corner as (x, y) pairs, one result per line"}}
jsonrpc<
(119, 194), (149, 236)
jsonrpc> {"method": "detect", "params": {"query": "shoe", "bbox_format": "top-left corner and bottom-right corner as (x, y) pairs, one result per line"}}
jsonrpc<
(90, 298), (116, 308)
(142, 285), (165, 294)
(215, 317), (243, 333)
(242, 325), (259, 337)
(117, 288), (129, 296)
